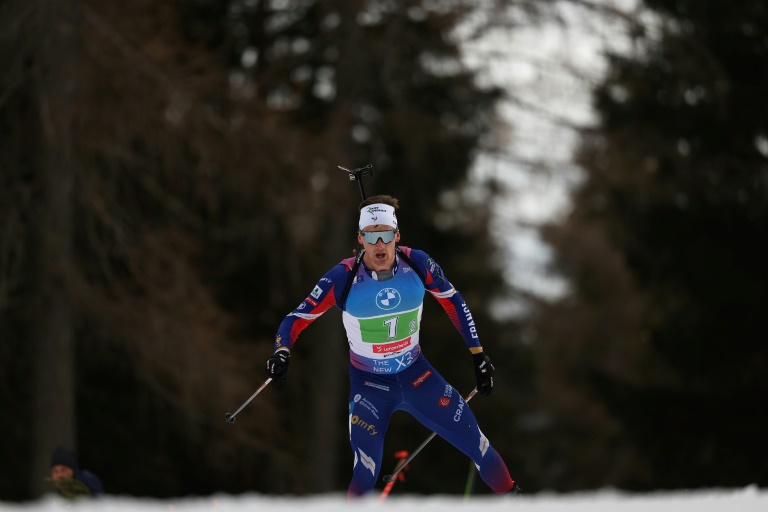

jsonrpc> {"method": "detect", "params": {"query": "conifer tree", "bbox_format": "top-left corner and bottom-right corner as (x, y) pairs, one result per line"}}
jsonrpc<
(535, 0), (768, 490)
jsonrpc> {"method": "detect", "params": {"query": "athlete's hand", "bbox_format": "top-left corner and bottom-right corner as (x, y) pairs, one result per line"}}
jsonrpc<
(472, 352), (495, 396)
(266, 349), (291, 381)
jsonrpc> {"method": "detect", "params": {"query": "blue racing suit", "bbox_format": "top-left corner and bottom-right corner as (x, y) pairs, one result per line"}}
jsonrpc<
(274, 246), (514, 496)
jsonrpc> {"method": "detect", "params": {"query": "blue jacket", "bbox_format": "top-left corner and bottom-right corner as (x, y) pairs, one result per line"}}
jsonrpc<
(75, 469), (104, 496)
(274, 246), (484, 374)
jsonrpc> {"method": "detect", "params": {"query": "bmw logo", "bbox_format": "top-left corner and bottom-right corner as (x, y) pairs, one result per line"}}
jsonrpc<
(376, 288), (401, 310)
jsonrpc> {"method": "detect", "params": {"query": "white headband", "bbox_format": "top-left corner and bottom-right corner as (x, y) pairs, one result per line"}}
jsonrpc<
(359, 203), (398, 230)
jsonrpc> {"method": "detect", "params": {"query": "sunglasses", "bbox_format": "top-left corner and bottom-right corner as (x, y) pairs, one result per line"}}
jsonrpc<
(360, 230), (397, 245)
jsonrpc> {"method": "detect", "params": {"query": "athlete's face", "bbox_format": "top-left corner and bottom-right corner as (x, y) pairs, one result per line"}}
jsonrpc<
(358, 224), (400, 271)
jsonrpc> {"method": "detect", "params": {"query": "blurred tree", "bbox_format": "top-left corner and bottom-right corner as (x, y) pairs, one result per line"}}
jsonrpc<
(1, 0), (299, 498)
(179, 0), (537, 495)
(0, 0), (536, 499)
(533, 0), (768, 491)
(27, 0), (79, 498)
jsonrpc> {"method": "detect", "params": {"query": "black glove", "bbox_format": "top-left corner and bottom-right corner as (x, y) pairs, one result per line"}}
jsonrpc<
(472, 352), (495, 396)
(265, 350), (291, 381)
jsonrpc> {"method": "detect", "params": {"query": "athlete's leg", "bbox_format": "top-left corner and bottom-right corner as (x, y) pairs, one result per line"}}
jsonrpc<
(398, 357), (516, 494)
(347, 366), (399, 497)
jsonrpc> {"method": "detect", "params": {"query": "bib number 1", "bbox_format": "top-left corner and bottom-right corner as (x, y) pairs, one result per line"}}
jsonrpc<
(383, 316), (398, 339)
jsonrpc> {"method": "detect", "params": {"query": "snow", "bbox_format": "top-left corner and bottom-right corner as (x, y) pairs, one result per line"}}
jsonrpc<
(5, 487), (767, 512)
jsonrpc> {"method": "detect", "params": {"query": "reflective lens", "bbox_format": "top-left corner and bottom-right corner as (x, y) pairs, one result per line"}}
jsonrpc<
(361, 230), (397, 245)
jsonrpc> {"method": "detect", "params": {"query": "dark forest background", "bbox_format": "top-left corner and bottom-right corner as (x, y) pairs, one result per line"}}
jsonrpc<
(1, 0), (766, 501)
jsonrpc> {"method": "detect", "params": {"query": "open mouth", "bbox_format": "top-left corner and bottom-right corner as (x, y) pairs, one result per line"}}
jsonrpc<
(374, 251), (387, 260)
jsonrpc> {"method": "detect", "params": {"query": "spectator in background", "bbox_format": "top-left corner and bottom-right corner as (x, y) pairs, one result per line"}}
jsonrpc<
(49, 446), (104, 498)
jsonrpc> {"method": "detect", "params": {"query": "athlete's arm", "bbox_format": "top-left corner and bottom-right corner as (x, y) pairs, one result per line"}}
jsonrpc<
(404, 248), (483, 353)
(273, 263), (350, 352)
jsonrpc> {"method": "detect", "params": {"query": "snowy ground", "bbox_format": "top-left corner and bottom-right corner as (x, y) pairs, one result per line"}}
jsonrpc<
(4, 487), (767, 512)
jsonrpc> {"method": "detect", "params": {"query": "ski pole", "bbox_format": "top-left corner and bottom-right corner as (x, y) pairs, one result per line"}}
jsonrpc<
(379, 450), (410, 502)
(225, 377), (272, 423)
(382, 388), (478, 483)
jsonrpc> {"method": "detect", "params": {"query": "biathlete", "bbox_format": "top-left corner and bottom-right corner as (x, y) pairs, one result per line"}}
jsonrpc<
(265, 194), (518, 497)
